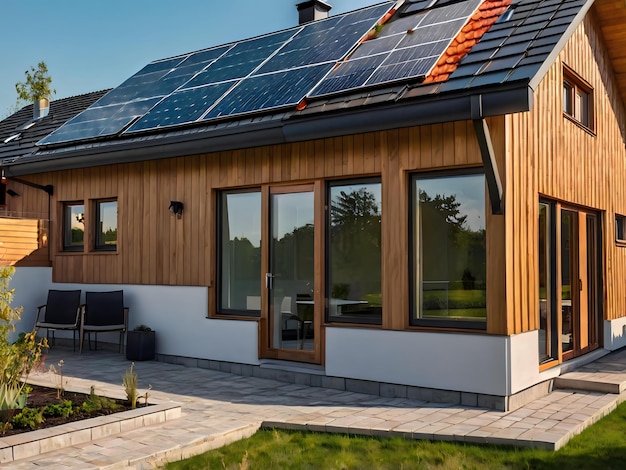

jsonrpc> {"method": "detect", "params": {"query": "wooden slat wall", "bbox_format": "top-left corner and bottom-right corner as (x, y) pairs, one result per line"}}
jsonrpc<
(508, 14), (626, 333)
(9, 120), (509, 331)
(0, 218), (48, 266)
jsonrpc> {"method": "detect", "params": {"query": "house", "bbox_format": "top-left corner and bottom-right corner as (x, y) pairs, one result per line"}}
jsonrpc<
(1, 0), (625, 411)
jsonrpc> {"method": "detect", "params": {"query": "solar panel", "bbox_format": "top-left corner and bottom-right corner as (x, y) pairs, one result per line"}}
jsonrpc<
(309, 0), (483, 97)
(124, 2), (392, 133)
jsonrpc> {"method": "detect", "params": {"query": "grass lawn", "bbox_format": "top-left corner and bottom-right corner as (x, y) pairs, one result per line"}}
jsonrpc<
(167, 400), (626, 469)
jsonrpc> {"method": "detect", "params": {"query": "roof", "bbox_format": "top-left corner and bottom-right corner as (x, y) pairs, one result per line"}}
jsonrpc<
(3, 0), (621, 176)
(0, 90), (109, 165)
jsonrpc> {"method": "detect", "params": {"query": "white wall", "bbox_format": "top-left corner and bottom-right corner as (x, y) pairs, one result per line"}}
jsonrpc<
(11, 268), (260, 365)
(326, 327), (512, 395)
(10, 267), (53, 340)
(604, 318), (626, 350)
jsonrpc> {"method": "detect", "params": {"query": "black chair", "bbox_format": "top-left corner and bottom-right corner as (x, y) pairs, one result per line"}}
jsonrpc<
(80, 290), (128, 354)
(34, 290), (82, 351)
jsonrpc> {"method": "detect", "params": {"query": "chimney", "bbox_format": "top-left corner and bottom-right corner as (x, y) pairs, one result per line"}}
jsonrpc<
(297, 0), (332, 24)
(33, 97), (50, 120)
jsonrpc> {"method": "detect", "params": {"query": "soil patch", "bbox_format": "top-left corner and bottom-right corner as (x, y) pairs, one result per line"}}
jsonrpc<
(1, 385), (142, 437)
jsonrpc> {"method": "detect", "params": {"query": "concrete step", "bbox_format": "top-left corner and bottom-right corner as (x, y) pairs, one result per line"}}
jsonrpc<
(554, 372), (626, 394)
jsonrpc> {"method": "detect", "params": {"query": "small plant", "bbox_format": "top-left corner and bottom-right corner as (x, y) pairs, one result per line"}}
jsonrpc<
(11, 407), (44, 430)
(0, 266), (48, 413)
(143, 384), (152, 406)
(48, 359), (66, 399)
(0, 421), (12, 435)
(15, 61), (55, 102)
(81, 385), (119, 413)
(122, 363), (138, 409)
(43, 400), (73, 418)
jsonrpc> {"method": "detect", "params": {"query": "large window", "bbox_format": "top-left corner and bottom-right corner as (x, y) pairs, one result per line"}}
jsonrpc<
(95, 199), (118, 251)
(411, 171), (486, 328)
(218, 190), (262, 315)
(63, 202), (85, 251)
(327, 179), (382, 324)
(539, 201), (557, 363)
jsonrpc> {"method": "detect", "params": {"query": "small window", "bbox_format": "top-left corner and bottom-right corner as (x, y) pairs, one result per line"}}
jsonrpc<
(616, 215), (626, 243)
(63, 202), (85, 251)
(563, 66), (593, 131)
(95, 199), (118, 251)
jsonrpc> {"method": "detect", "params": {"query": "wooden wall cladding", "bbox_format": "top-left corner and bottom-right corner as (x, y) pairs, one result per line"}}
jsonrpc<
(7, 120), (504, 331)
(0, 217), (49, 267)
(508, 14), (626, 332)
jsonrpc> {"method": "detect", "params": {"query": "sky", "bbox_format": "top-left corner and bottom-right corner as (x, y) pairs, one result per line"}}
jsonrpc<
(1, 0), (379, 117)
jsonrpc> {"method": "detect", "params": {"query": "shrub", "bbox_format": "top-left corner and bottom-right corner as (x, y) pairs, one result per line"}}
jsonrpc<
(12, 407), (44, 430)
(43, 400), (74, 418)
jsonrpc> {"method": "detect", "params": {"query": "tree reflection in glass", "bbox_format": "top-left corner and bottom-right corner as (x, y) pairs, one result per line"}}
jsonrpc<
(328, 181), (382, 323)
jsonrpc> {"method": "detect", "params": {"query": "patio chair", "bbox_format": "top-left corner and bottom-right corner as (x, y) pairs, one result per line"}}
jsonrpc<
(80, 290), (128, 354)
(34, 289), (82, 351)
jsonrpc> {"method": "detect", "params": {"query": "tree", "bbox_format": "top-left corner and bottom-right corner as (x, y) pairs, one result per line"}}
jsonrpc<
(15, 61), (55, 103)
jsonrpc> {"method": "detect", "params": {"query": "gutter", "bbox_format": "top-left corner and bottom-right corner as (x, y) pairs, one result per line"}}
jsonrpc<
(3, 83), (533, 177)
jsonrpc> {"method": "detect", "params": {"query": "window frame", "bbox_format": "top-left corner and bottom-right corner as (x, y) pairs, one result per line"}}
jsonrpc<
(216, 188), (262, 317)
(62, 201), (85, 252)
(93, 198), (118, 252)
(563, 65), (594, 133)
(616, 214), (626, 246)
(409, 168), (487, 330)
(325, 177), (382, 325)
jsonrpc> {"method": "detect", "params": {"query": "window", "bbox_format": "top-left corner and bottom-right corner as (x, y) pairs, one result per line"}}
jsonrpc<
(218, 190), (262, 315)
(411, 171), (486, 328)
(95, 199), (118, 251)
(563, 66), (593, 130)
(616, 214), (626, 243)
(538, 201), (557, 363)
(63, 202), (85, 251)
(327, 179), (382, 324)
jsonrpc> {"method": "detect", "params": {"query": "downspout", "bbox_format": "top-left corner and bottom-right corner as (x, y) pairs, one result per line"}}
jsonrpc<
(471, 95), (503, 215)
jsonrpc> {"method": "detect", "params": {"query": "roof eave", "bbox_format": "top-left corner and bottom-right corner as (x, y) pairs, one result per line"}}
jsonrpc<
(4, 84), (533, 177)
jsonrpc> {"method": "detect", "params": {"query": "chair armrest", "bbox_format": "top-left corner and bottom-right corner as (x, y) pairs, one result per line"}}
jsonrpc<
(34, 305), (46, 327)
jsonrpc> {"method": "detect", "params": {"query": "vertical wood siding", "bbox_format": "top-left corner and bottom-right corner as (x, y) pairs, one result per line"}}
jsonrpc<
(9, 120), (505, 331)
(508, 13), (626, 332)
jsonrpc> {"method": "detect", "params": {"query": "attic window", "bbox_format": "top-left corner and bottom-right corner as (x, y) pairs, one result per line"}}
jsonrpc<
(3, 134), (21, 144)
(563, 66), (594, 132)
(17, 118), (42, 131)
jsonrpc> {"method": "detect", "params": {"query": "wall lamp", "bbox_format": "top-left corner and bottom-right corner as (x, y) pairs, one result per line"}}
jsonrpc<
(169, 200), (184, 218)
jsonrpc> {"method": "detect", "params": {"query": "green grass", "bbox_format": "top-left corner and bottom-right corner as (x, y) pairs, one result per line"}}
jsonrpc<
(167, 400), (626, 469)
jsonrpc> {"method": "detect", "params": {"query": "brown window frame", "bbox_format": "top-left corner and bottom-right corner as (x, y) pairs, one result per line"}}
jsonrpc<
(93, 198), (118, 252)
(62, 201), (85, 252)
(563, 65), (594, 132)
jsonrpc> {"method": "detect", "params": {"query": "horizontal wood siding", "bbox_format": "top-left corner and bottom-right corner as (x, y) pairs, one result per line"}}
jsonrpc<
(508, 14), (626, 331)
(0, 218), (49, 266)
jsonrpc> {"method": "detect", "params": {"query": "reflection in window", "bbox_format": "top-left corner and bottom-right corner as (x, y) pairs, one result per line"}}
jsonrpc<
(95, 200), (118, 251)
(63, 202), (85, 251)
(412, 172), (486, 328)
(219, 190), (261, 315)
(327, 180), (382, 324)
(539, 202), (556, 363)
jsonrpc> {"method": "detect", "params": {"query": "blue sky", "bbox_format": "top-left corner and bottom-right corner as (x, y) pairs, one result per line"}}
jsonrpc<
(1, 0), (378, 117)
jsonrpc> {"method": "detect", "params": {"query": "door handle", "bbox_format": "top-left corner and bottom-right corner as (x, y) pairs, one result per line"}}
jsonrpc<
(265, 273), (279, 289)
(579, 279), (583, 291)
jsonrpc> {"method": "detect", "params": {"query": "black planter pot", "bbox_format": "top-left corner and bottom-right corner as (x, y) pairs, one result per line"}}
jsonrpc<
(126, 330), (156, 361)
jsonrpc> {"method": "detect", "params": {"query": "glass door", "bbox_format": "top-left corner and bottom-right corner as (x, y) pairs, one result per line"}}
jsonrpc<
(267, 186), (316, 357)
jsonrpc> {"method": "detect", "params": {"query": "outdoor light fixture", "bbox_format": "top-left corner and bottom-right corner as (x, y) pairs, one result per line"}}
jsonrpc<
(169, 200), (184, 218)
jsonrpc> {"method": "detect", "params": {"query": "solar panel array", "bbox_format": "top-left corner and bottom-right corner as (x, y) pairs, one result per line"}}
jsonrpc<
(309, 0), (482, 96)
(38, 0), (486, 146)
(39, 2), (393, 145)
